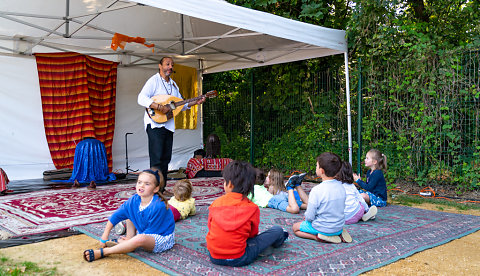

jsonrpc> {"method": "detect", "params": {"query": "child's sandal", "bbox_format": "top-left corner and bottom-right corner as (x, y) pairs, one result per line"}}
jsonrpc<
(339, 229), (352, 243)
(316, 233), (341, 244)
(83, 248), (104, 262)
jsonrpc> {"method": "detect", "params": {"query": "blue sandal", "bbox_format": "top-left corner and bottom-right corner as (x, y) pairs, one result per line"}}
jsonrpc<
(83, 248), (104, 262)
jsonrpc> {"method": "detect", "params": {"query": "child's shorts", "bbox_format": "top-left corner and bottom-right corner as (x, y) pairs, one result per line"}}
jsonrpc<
(267, 191), (303, 212)
(360, 190), (387, 207)
(169, 205), (181, 221)
(345, 202), (365, 224)
(299, 221), (343, 236)
(144, 232), (175, 253)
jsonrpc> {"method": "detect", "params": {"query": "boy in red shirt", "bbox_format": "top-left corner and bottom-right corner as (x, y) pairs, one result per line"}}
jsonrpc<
(206, 160), (288, 266)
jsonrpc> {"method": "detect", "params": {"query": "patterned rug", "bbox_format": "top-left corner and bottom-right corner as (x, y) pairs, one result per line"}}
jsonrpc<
(73, 204), (480, 275)
(0, 178), (224, 239)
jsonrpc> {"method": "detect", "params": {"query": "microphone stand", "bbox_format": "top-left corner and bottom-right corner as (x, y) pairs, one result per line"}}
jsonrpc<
(125, 132), (138, 178)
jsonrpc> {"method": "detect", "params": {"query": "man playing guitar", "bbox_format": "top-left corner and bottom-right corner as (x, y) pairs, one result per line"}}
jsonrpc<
(137, 57), (205, 194)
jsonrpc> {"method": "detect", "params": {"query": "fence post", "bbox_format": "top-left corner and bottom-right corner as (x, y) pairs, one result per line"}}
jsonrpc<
(357, 58), (363, 174)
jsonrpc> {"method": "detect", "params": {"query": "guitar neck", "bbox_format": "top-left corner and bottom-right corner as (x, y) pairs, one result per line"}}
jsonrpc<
(174, 95), (204, 107)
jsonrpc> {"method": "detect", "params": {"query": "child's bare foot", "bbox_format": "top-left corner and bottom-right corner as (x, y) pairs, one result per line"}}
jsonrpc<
(105, 236), (129, 247)
(83, 248), (105, 262)
(105, 240), (118, 247)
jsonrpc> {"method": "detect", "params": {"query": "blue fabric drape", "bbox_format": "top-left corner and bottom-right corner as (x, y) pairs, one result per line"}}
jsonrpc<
(68, 138), (116, 183)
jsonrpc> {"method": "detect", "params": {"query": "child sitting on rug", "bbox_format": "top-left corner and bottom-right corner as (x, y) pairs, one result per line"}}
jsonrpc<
(247, 168), (273, 208)
(266, 169), (308, 214)
(292, 152), (352, 243)
(336, 161), (377, 224)
(83, 169), (175, 262)
(206, 160), (289, 267)
(353, 149), (388, 207)
(168, 179), (196, 221)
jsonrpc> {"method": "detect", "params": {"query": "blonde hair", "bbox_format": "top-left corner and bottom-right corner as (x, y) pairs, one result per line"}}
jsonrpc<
(173, 179), (193, 202)
(368, 149), (387, 171)
(268, 169), (286, 195)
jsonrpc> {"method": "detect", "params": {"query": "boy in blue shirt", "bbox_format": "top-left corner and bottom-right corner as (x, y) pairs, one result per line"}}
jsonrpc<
(292, 152), (352, 243)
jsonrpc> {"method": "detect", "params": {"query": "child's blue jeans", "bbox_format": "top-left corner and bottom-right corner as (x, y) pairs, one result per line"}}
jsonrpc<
(267, 191), (303, 212)
(209, 226), (287, 267)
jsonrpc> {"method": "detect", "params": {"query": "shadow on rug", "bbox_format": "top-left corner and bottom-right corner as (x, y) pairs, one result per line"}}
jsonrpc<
(73, 204), (480, 275)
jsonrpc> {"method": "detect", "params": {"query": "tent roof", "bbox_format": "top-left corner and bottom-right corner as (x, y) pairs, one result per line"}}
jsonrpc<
(0, 0), (346, 73)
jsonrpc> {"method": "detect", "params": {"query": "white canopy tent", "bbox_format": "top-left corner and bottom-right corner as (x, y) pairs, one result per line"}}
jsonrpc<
(0, 0), (352, 180)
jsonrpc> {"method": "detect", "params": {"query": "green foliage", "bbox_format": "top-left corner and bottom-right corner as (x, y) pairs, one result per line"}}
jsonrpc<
(257, 114), (334, 173)
(205, 0), (480, 190)
(204, 66), (351, 173)
(347, 0), (480, 189)
(211, 125), (251, 162)
(228, 0), (351, 29)
(455, 158), (480, 191)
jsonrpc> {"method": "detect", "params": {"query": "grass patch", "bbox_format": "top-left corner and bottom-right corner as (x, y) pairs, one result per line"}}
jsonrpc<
(0, 255), (58, 276)
(391, 194), (480, 211)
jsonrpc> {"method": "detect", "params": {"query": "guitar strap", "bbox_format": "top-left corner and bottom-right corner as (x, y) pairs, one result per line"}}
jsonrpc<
(171, 80), (184, 100)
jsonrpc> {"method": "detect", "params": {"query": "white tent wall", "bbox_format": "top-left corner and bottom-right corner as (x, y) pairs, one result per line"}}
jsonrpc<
(0, 55), (54, 180)
(0, 55), (202, 180)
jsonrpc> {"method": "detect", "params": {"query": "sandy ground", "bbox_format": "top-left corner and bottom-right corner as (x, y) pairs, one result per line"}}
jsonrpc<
(0, 203), (479, 276)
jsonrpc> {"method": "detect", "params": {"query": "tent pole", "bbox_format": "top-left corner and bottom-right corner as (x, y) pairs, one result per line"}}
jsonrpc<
(65, 0), (69, 37)
(181, 14), (185, 55)
(357, 58), (363, 174)
(199, 59), (204, 148)
(344, 52), (353, 165)
(250, 69), (254, 166)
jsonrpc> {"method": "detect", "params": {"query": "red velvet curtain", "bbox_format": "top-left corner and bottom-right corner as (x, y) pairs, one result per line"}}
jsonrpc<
(35, 53), (117, 170)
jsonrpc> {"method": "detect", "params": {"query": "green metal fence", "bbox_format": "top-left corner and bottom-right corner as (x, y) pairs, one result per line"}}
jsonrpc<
(202, 49), (480, 187)
(203, 66), (353, 174)
(358, 49), (480, 187)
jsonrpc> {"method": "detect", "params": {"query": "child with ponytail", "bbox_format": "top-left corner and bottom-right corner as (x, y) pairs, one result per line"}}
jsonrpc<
(353, 149), (388, 207)
(336, 161), (377, 223)
(83, 169), (175, 262)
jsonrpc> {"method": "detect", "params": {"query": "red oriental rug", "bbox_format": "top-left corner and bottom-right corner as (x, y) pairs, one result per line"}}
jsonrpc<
(0, 177), (226, 239)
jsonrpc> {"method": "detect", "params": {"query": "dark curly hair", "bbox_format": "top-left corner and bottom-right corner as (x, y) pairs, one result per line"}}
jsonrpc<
(222, 160), (255, 198)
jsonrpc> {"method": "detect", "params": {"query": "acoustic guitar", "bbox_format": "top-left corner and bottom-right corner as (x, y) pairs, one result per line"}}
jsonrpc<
(147, 90), (217, 123)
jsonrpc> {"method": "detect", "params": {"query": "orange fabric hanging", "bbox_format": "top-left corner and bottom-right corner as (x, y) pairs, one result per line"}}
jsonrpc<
(34, 52), (118, 170)
(111, 33), (155, 51)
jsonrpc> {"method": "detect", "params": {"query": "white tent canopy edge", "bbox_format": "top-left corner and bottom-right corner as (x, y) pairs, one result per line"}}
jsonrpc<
(134, 0), (347, 73)
(0, 0), (352, 180)
(0, 0), (347, 73)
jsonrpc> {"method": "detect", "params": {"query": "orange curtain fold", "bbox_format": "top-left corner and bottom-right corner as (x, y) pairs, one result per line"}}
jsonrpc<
(35, 52), (118, 170)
